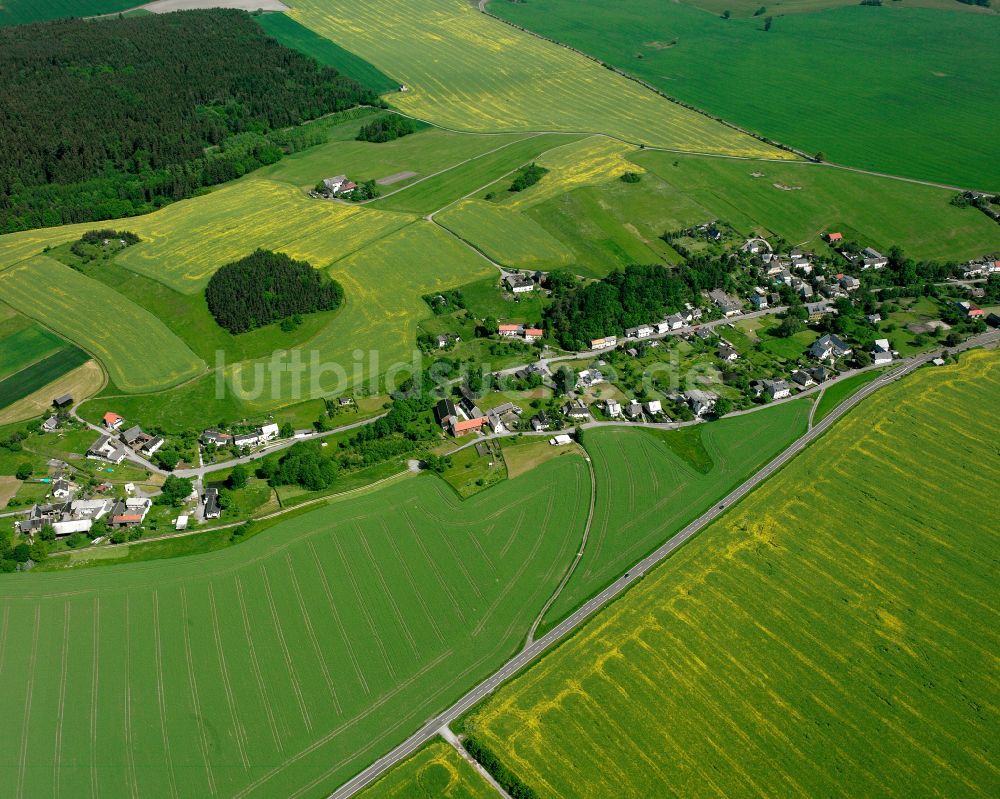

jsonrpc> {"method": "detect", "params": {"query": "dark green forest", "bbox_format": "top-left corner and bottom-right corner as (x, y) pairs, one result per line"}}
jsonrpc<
(205, 250), (344, 334)
(0, 10), (382, 233)
(356, 114), (418, 143)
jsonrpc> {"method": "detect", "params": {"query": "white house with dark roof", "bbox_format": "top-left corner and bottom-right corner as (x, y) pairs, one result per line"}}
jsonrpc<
(810, 333), (851, 362)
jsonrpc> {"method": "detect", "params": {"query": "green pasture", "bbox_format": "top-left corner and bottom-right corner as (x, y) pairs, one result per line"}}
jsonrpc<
(813, 368), (883, 423)
(0, 322), (65, 381)
(490, 0), (1000, 189)
(255, 12), (398, 94)
(0, 346), (89, 410)
(0, 456), (590, 798)
(436, 200), (574, 270)
(542, 399), (810, 628)
(0, 0), (134, 25)
(0, 256), (205, 393)
(357, 740), (496, 799)
(465, 348), (1000, 799)
(632, 152), (1000, 260)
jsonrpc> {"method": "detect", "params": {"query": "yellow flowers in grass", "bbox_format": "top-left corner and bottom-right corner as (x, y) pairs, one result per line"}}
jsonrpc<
(358, 740), (497, 799)
(290, 0), (789, 158)
(465, 350), (1000, 799)
(0, 256), (205, 392)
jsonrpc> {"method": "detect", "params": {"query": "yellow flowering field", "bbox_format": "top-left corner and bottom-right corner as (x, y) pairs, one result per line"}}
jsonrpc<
(289, 0), (789, 158)
(465, 349), (1000, 798)
(0, 256), (205, 393)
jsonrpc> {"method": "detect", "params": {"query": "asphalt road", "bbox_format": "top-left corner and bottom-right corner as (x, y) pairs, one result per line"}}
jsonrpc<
(325, 330), (997, 799)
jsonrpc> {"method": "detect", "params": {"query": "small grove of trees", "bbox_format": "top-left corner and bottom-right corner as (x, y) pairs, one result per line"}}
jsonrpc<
(205, 249), (344, 334)
(509, 163), (548, 192)
(157, 475), (193, 506)
(356, 114), (417, 143)
(620, 171), (642, 183)
(463, 737), (538, 799)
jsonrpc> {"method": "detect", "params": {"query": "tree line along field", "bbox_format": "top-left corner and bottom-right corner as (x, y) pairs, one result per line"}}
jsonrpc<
(487, 0), (1000, 189)
(463, 349), (1000, 799)
(541, 398), (809, 629)
(288, 0), (787, 158)
(0, 457), (591, 798)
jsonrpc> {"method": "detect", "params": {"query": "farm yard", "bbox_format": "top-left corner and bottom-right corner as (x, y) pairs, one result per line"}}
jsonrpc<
(0, 457), (590, 798)
(463, 349), (1000, 798)
(488, 0), (1000, 189)
(288, 0), (787, 158)
(541, 399), (810, 629)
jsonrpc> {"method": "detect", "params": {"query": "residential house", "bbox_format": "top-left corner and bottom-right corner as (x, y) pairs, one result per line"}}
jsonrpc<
(763, 379), (791, 401)
(499, 324), (523, 338)
(451, 416), (488, 436)
(717, 345), (739, 362)
(203, 488), (221, 520)
(120, 425), (148, 448)
(41, 415), (59, 433)
(435, 399), (458, 427)
(563, 399), (590, 420)
(141, 436), (165, 457)
(322, 175), (356, 195)
(504, 273), (535, 293)
(750, 289), (768, 310)
(625, 324), (654, 339)
(576, 369), (605, 389)
(663, 313), (686, 331)
(790, 369), (814, 388)
(694, 327), (713, 341)
(866, 313), (882, 325)
(838, 275), (860, 292)
(740, 237), (770, 255)
(260, 423), (280, 441)
(808, 366), (832, 384)
(201, 429), (231, 447)
(861, 247), (888, 269)
(872, 339), (893, 365)
(956, 300), (985, 319)
(590, 336), (618, 350)
(685, 390), (718, 417)
(810, 333), (852, 361)
(109, 497), (151, 528)
(644, 400), (662, 415)
(531, 411), (551, 432)
(103, 411), (124, 430)
(709, 289), (742, 316)
(624, 400), (643, 419)
(797, 282), (814, 300)
(87, 434), (128, 464)
(232, 432), (261, 449)
(605, 399), (621, 418)
(806, 301), (832, 319)
(524, 328), (543, 342)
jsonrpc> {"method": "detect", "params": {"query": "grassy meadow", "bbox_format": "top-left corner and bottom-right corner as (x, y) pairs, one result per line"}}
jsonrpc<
(489, 0), (1000, 189)
(357, 741), (496, 799)
(288, 0), (786, 157)
(0, 321), (65, 380)
(465, 349), (1000, 798)
(543, 399), (810, 628)
(0, 457), (590, 798)
(0, 256), (205, 393)
(0, 0), (135, 25)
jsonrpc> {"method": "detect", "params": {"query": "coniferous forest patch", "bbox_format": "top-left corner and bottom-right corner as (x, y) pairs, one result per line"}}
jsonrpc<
(205, 250), (344, 334)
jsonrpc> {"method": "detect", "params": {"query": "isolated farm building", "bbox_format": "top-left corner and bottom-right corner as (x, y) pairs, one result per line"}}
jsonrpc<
(141, 436), (165, 456)
(498, 324), (523, 338)
(103, 411), (124, 430)
(41, 415), (60, 433)
(531, 411), (551, 431)
(563, 399), (591, 420)
(524, 328), (543, 342)
(322, 175), (356, 195)
(826, 232), (843, 243)
(505, 273), (534, 293)
(625, 324), (654, 339)
(203, 488), (222, 520)
(53, 394), (73, 409)
(790, 369), (815, 388)
(605, 399), (621, 418)
(87, 434), (127, 464)
(685, 390), (718, 417)
(709, 289), (742, 316)
(590, 336), (617, 350)
(872, 339), (893, 364)
(810, 333), (851, 361)
(435, 399), (458, 427)
(175, 515), (189, 531)
(201, 429), (231, 446)
(763, 379), (791, 401)
(550, 434), (573, 446)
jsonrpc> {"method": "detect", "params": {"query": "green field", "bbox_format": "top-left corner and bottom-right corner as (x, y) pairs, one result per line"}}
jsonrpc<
(436, 200), (574, 270)
(542, 399), (810, 628)
(465, 348), (1000, 798)
(0, 256), (205, 393)
(0, 346), (89, 410)
(0, 457), (590, 797)
(357, 741), (495, 799)
(0, 322), (64, 381)
(813, 368), (884, 423)
(255, 12), (398, 94)
(488, 0), (1000, 189)
(0, 0), (135, 26)
(289, 0), (786, 158)
(631, 151), (1000, 260)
